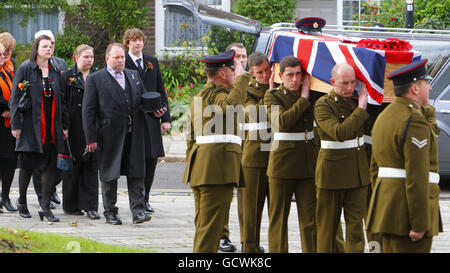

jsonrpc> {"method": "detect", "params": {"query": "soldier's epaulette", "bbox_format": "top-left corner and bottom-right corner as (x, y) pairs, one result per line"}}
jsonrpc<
(408, 103), (429, 123)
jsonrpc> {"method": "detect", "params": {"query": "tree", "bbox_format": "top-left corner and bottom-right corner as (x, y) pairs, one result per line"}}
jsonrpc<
(233, 0), (298, 26)
(355, 0), (449, 30)
(79, 0), (148, 43)
(206, 0), (298, 53)
(414, 0), (450, 30)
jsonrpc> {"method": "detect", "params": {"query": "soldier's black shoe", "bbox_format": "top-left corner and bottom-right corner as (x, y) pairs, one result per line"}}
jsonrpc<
(259, 245), (265, 253)
(219, 237), (236, 252)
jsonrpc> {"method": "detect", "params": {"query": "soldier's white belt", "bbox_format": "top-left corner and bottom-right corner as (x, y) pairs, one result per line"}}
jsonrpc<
(196, 134), (242, 146)
(378, 167), (440, 184)
(242, 121), (270, 131)
(273, 131), (315, 141)
(363, 135), (372, 145)
(320, 137), (364, 149)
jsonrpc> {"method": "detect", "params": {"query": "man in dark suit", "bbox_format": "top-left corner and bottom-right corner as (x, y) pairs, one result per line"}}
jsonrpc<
(123, 28), (171, 213)
(82, 43), (158, 225)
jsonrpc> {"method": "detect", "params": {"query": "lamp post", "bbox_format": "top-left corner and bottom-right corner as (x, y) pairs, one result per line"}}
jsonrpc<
(405, 0), (414, 28)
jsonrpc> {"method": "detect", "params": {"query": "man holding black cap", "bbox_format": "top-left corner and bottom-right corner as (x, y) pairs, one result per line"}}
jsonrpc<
(123, 28), (170, 214)
(366, 59), (442, 252)
(182, 49), (247, 253)
(83, 43), (159, 225)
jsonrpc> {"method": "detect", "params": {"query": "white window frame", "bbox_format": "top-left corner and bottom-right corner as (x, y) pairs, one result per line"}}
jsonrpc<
(155, 0), (231, 59)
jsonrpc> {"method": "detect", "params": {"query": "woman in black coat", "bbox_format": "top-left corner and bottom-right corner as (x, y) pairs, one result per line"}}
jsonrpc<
(61, 44), (100, 219)
(9, 35), (68, 222)
(0, 43), (18, 213)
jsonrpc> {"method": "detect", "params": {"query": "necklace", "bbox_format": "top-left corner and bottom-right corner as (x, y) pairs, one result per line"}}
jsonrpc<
(42, 78), (53, 98)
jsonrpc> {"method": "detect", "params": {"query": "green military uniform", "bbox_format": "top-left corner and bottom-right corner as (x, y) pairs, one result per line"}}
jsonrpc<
(240, 72), (270, 253)
(311, 91), (346, 253)
(264, 83), (317, 253)
(366, 98), (443, 253)
(183, 75), (248, 253)
(314, 90), (370, 253)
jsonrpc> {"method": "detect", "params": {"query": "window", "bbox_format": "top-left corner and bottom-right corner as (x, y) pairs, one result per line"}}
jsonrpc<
(442, 84), (450, 100)
(164, 11), (210, 47)
(411, 40), (450, 100)
(0, 9), (62, 43)
(342, 0), (379, 26)
(163, 0), (230, 48)
(431, 61), (450, 100)
(208, 0), (222, 5)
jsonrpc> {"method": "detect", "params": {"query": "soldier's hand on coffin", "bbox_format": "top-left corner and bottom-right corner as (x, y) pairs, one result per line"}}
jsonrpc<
(269, 69), (275, 89)
(301, 74), (311, 100)
(153, 107), (167, 118)
(358, 83), (368, 110)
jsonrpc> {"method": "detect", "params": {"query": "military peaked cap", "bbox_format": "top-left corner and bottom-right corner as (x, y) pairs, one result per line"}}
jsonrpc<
(295, 17), (326, 35)
(201, 50), (236, 69)
(387, 59), (432, 86)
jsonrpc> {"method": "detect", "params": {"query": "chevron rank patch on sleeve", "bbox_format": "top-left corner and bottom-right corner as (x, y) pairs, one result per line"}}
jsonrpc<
(411, 137), (428, 149)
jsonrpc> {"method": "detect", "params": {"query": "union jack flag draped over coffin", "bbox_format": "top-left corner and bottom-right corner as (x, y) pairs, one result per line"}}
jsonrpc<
(268, 32), (422, 105)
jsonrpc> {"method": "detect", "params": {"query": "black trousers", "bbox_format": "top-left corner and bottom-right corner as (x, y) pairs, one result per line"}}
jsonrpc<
(101, 176), (146, 217)
(62, 160), (99, 212)
(144, 158), (158, 202)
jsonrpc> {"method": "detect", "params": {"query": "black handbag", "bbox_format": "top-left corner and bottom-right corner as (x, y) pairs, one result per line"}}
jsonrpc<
(17, 88), (31, 113)
(57, 139), (74, 171)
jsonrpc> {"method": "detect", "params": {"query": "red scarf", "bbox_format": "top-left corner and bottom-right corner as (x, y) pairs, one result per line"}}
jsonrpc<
(40, 81), (56, 145)
(0, 66), (13, 128)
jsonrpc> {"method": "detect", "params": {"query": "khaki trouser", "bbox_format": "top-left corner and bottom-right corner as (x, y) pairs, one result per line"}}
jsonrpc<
(316, 185), (368, 253)
(241, 166), (269, 253)
(222, 187), (244, 241)
(268, 177), (316, 253)
(365, 184), (382, 249)
(191, 184), (234, 253)
(381, 234), (433, 253)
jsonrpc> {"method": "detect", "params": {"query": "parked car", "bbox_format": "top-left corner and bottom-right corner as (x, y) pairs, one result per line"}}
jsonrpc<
(429, 58), (450, 178)
(163, 0), (450, 178)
